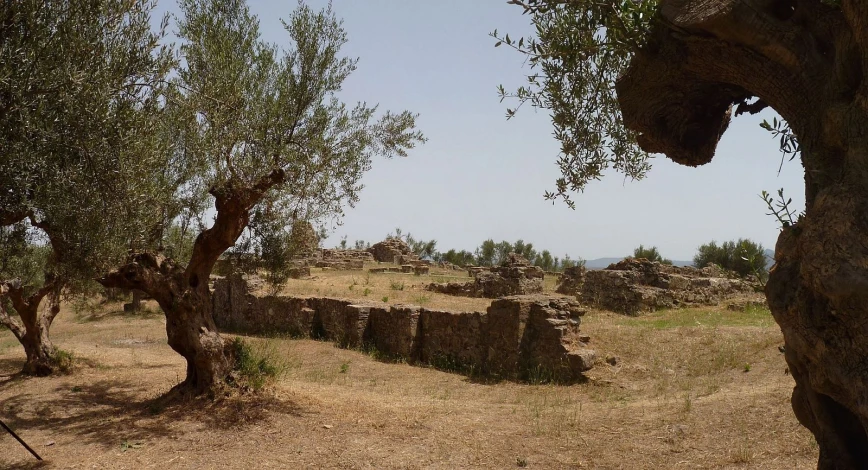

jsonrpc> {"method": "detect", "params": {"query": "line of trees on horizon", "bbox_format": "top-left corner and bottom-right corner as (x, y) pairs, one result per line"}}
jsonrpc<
(335, 230), (770, 279)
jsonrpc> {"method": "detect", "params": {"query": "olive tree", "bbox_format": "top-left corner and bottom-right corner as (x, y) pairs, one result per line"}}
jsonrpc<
(98, 0), (424, 394)
(497, 1), (868, 467)
(0, 0), (171, 375)
(694, 239), (768, 279)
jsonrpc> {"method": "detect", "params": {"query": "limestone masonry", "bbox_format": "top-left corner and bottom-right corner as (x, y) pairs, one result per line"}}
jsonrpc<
(212, 274), (596, 381)
(581, 258), (756, 315)
(427, 253), (545, 298)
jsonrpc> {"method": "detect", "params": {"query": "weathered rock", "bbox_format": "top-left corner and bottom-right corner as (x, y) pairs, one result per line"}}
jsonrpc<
(555, 265), (586, 297)
(315, 259), (364, 270)
(467, 266), (487, 277)
(509, 295), (594, 380)
(417, 309), (487, 372)
(401, 264), (414, 273)
(321, 249), (375, 263)
(365, 304), (420, 358)
(288, 266), (310, 279)
(368, 238), (415, 263)
(413, 265), (429, 275)
(582, 258), (756, 315)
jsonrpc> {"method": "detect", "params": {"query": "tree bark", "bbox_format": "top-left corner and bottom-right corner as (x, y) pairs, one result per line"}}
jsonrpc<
(614, 1), (868, 467)
(765, 143), (868, 469)
(0, 281), (60, 376)
(98, 253), (231, 393)
(98, 169), (285, 394)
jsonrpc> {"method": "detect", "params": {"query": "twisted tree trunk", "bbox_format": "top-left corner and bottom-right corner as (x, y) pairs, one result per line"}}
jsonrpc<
(0, 281), (60, 376)
(99, 252), (232, 392)
(766, 153), (868, 468)
(612, 1), (868, 467)
(99, 170), (285, 394)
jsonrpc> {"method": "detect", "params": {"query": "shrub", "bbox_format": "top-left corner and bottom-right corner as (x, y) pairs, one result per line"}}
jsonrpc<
(54, 349), (75, 374)
(230, 338), (286, 391)
(694, 239), (767, 279)
(632, 245), (672, 265)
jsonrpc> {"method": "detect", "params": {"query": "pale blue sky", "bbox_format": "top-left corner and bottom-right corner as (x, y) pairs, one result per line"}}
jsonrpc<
(155, 0), (805, 261)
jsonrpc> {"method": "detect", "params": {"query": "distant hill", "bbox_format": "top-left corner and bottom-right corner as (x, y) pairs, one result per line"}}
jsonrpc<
(584, 248), (776, 271)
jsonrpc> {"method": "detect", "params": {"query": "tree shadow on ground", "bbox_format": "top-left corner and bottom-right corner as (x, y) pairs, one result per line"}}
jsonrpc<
(71, 304), (164, 323)
(1, 379), (305, 450)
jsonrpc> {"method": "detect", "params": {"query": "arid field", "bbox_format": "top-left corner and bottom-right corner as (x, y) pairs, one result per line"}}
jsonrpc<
(1, 267), (817, 469)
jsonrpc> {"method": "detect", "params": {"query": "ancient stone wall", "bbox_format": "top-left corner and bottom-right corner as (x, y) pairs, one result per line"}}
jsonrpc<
(555, 265), (586, 297)
(428, 253), (544, 298)
(581, 258), (756, 315)
(213, 274), (595, 381)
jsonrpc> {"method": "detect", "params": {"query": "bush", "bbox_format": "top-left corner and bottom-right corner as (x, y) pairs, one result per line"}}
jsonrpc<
(694, 238), (767, 279)
(53, 349), (75, 374)
(632, 245), (672, 265)
(230, 338), (286, 391)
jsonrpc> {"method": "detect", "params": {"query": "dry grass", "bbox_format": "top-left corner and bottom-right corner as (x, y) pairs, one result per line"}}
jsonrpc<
(277, 263), (493, 312)
(0, 270), (817, 469)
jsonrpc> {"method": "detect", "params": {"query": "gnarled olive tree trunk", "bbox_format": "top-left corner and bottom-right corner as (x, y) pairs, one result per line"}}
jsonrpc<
(0, 281), (61, 376)
(616, 1), (868, 468)
(99, 170), (285, 394)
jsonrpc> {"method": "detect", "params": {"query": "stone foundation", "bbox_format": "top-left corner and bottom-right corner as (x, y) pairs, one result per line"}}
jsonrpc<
(582, 258), (757, 315)
(555, 265), (586, 297)
(428, 253), (544, 298)
(213, 274), (595, 381)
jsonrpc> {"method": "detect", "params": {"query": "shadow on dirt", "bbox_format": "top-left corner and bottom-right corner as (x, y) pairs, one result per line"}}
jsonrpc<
(1, 379), (305, 449)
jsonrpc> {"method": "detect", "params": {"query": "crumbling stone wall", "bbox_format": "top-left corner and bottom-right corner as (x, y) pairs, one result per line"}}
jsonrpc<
(428, 253), (544, 298)
(213, 274), (595, 381)
(555, 265), (586, 297)
(582, 258), (756, 315)
(368, 237), (417, 263)
(321, 249), (374, 263)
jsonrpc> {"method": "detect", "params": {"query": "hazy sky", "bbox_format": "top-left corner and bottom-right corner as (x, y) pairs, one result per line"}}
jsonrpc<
(154, 0), (806, 261)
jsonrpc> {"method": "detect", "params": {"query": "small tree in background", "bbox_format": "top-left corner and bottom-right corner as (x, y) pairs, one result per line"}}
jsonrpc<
(694, 239), (767, 279)
(632, 245), (672, 265)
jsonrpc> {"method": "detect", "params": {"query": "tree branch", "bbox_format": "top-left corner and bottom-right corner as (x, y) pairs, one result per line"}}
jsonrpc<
(618, 0), (843, 164)
(184, 169), (287, 285)
(0, 284), (25, 341)
(0, 208), (28, 227)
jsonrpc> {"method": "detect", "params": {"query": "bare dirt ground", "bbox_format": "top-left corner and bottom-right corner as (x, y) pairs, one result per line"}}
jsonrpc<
(0, 267), (817, 469)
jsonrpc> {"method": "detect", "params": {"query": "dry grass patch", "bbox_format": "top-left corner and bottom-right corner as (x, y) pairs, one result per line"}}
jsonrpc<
(277, 263), (493, 311)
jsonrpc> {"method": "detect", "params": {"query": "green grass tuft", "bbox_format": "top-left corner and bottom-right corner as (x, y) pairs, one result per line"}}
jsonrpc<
(230, 337), (287, 391)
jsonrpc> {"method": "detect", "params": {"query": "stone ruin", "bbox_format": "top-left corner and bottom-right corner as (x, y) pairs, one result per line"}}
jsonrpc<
(581, 258), (757, 315)
(212, 274), (596, 381)
(427, 253), (544, 298)
(555, 265), (586, 297)
(436, 261), (463, 271)
(314, 249), (374, 270)
(368, 264), (430, 275)
(367, 237), (419, 264)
